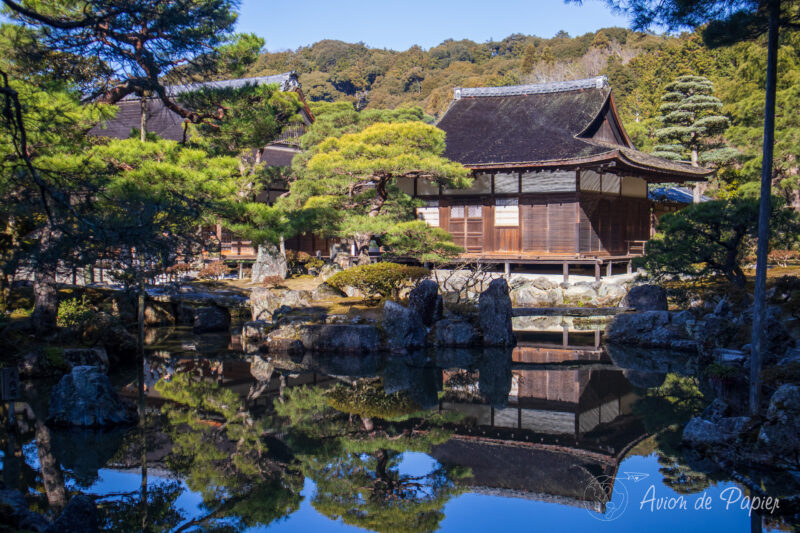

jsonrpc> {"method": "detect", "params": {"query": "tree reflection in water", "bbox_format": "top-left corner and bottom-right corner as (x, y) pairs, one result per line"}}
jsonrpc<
(275, 381), (469, 532)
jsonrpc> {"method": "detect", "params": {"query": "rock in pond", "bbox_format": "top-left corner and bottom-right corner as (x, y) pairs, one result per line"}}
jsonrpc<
(382, 301), (426, 351)
(251, 243), (287, 282)
(682, 415), (750, 449)
(478, 278), (515, 346)
(242, 320), (270, 341)
(47, 366), (134, 427)
(298, 324), (380, 354)
(605, 310), (697, 351)
(758, 384), (800, 459)
(408, 280), (439, 326)
(193, 305), (230, 333)
(250, 287), (313, 321)
(46, 494), (99, 533)
(622, 284), (667, 311)
(434, 318), (479, 347)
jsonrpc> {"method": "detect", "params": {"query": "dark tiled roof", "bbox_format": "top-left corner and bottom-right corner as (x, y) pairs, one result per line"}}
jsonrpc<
(437, 77), (713, 179)
(439, 82), (612, 166)
(89, 72), (304, 157)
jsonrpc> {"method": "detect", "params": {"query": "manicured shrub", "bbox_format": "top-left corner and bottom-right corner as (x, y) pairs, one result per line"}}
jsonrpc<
(768, 249), (800, 267)
(57, 296), (96, 329)
(326, 262), (430, 299)
(261, 275), (285, 288)
(198, 261), (228, 280)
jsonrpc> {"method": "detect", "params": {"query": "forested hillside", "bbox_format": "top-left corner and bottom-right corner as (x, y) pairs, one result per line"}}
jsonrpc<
(245, 28), (800, 205)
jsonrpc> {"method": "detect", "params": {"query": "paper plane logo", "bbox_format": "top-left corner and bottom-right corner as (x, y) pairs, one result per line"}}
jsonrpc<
(622, 472), (650, 482)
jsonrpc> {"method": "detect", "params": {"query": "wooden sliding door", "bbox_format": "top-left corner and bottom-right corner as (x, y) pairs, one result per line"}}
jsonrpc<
(449, 204), (484, 253)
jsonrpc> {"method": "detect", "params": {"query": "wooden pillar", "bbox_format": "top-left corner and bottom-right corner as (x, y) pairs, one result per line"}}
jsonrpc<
(504, 261), (510, 278)
(627, 260), (633, 274)
(562, 262), (569, 283)
(238, 262), (244, 280)
(606, 261), (613, 277)
(594, 329), (601, 348)
(594, 262), (601, 282)
(562, 325), (569, 347)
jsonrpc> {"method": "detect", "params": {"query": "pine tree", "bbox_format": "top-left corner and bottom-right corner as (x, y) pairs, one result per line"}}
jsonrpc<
(652, 75), (738, 167)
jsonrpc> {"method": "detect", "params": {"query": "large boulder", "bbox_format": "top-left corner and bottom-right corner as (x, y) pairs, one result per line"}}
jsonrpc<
(311, 282), (345, 301)
(47, 366), (134, 427)
(382, 301), (426, 351)
(46, 494), (99, 533)
(251, 244), (287, 283)
(622, 284), (667, 311)
(262, 324), (304, 354)
(408, 280), (439, 326)
(434, 318), (479, 347)
(510, 285), (562, 307)
(298, 324), (380, 353)
(242, 320), (270, 341)
(319, 262), (342, 281)
(597, 283), (628, 306)
(682, 415), (750, 450)
(250, 287), (313, 321)
(192, 306), (230, 333)
(758, 384), (800, 459)
(478, 278), (515, 346)
(563, 283), (597, 305)
(605, 310), (697, 351)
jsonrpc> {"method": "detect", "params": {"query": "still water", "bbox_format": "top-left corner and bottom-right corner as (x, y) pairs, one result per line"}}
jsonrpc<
(2, 319), (794, 532)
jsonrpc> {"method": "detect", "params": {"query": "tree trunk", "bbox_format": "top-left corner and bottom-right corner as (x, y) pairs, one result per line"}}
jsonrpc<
(750, 2), (780, 416)
(32, 225), (58, 334)
(35, 420), (67, 512)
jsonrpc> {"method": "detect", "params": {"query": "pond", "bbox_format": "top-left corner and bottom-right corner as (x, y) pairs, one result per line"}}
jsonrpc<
(1, 318), (795, 532)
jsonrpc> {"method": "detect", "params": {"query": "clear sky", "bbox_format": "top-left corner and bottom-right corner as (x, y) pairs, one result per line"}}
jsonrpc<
(236, 0), (633, 52)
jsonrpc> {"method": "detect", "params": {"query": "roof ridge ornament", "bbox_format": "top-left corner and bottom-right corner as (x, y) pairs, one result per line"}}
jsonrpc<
(453, 76), (608, 99)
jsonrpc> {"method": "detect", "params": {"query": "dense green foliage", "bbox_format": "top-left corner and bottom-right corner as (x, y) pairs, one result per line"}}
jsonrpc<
(56, 296), (95, 329)
(641, 198), (800, 286)
(326, 262), (430, 299)
(652, 75), (737, 166)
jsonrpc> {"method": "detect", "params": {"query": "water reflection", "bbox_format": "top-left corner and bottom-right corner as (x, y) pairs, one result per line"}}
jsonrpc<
(1, 321), (793, 531)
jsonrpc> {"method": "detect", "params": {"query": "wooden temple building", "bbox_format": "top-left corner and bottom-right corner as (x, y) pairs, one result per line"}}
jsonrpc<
(404, 76), (712, 276)
(88, 71), (326, 261)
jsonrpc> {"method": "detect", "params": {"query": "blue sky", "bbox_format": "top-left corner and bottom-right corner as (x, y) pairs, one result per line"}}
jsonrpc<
(236, 0), (633, 52)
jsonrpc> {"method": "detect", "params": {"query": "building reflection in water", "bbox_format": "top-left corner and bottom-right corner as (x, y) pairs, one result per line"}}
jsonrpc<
(123, 322), (648, 517)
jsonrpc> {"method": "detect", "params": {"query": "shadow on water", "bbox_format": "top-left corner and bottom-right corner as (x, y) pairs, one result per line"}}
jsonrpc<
(2, 317), (797, 531)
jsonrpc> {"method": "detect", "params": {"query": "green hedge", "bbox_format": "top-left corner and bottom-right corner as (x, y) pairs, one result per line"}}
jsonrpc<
(326, 262), (429, 299)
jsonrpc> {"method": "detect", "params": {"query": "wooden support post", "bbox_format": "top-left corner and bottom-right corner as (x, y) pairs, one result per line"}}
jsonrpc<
(504, 262), (511, 278)
(627, 260), (633, 274)
(562, 325), (569, 347)
(606, 261), (613, 277)
(594, 329), (601, 348)
(562, 262), (569, 283)
(594, 262), (601, 282)
(238, 262), (244, 280)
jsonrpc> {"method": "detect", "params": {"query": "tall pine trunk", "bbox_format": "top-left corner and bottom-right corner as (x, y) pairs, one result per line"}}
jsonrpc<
(750, 2), (780, 416)
(32, 224), (58, 334)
